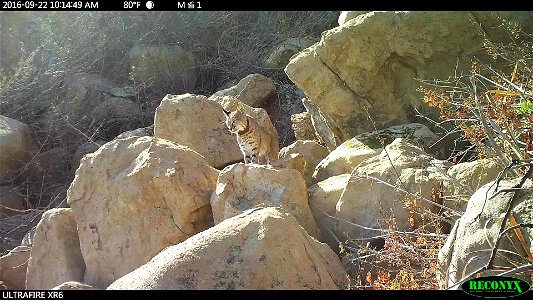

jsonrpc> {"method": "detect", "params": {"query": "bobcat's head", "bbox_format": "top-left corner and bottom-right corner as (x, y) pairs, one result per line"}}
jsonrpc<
(223, 108), (249, 134)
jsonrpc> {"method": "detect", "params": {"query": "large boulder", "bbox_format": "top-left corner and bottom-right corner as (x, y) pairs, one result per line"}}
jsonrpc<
(129, 44), (198, 93)
(67, 136), (219, 288)
(285, 11), (533, 140)
(437, 179), (533, 288)
(209, 74), (277, 108)
(0, 116), (37, 180)
(279, 140), (329, 185)
(313, 138), (378, 183)
(336, 138), (463, 239)
(447, 158), (502, 194)
(210, 163), (319, 238)
(0, 246), (31, 289)
(108, 207), (347, 290)
(25, 208), (85, 289)
(154, 94), (242, 168)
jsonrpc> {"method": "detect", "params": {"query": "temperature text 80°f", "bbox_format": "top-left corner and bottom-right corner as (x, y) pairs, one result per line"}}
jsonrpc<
(124, 1), (141, 8)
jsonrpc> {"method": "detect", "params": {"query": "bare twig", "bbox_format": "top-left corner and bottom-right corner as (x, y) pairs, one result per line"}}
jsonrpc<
(497, 264), (533, 277)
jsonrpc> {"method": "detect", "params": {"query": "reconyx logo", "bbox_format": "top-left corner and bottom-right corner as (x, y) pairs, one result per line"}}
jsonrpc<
(461, 276), (530, 298)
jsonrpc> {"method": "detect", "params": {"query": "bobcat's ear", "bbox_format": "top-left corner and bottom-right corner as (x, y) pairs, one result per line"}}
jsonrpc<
(222, 109), (231, 116)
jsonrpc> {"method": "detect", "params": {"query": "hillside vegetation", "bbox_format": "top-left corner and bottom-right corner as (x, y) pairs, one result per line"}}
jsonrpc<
(0, 11), (531, 291)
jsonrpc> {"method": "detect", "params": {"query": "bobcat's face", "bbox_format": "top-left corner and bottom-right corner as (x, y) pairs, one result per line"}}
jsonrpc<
(225, 109), (248, 133)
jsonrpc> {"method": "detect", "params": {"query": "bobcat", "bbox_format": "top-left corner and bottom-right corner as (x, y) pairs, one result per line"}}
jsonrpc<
(223, 107), (279, 165)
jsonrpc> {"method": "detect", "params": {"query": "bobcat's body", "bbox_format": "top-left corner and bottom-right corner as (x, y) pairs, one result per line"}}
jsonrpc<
(224, 108), (279, 165)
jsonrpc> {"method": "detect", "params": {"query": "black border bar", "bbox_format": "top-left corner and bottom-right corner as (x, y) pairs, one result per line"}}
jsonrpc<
(1, 1), (531, 11)
(0, 290), (477, 298)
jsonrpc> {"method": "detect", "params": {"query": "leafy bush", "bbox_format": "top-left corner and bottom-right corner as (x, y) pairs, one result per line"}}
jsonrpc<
(419, 20), (532, 166)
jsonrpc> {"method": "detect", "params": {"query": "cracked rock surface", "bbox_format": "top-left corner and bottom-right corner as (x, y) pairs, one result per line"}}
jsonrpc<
(67, 136), (219, 288)
(285, 11), (532, 140)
